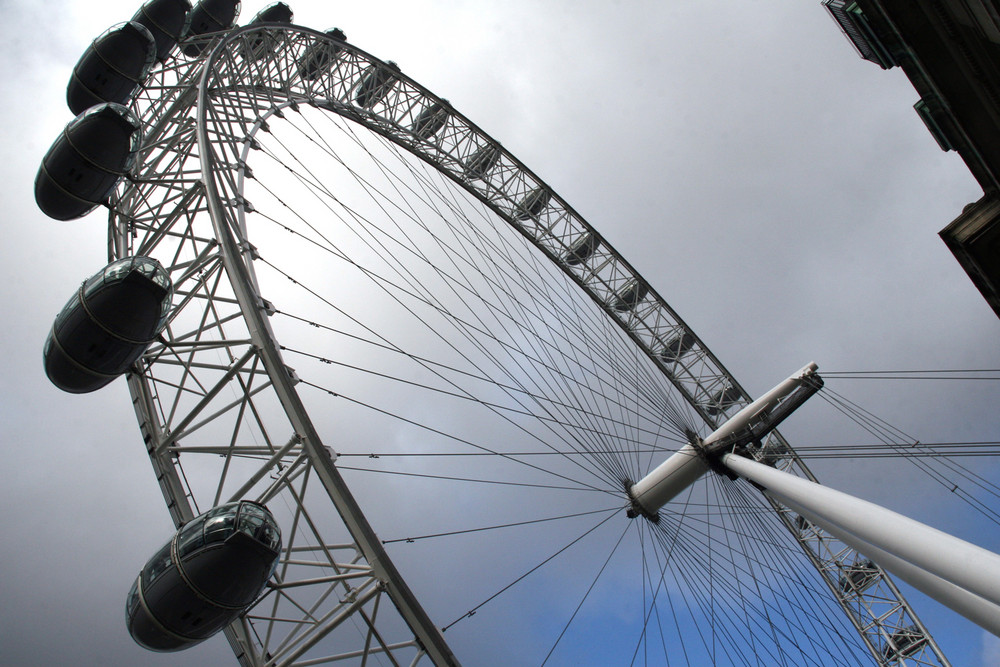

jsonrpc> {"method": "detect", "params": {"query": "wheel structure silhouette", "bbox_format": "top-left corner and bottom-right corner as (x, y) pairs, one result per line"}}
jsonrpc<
(110, 19), (956, 667)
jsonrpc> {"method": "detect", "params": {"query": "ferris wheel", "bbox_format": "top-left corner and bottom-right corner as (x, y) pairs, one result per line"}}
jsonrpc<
(35, 1), (1000, 665)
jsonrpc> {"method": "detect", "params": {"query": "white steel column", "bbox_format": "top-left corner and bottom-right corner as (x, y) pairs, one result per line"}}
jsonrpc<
(722, 452), (1000, 636)
(834, 528), (1000, 637)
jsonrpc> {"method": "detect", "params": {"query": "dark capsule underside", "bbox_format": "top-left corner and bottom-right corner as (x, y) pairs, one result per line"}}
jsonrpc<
(127, 502), (281, 652)
(67, 22), (156, 115)
(563, 233), (599, 266)
(297, 29), (346, 80)
(44, 257), (172, 393)
(132, 0), (193, 61)
(413, 103), (449, 140)
(612, 279), (648, 312)
(181, 0), (240, 56)
(356, 62), (399, 109)
(464, 144), (501, 180)
(35, 103), (142, 221)
(243, 2), (293, 60)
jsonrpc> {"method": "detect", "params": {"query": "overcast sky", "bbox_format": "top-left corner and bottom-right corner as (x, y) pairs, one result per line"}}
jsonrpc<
(2, 1), (1000, 665)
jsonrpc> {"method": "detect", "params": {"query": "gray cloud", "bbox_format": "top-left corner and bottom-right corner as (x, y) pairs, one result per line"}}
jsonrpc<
(2, 1), (998, 665)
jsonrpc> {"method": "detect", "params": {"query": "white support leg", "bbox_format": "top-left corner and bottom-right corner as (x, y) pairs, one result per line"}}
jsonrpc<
(722, 452), (1000, 635)
(834, 528), (1000, 637)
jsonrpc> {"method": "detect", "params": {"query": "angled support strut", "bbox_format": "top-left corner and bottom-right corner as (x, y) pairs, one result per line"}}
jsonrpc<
(723, 453), (1000, 637)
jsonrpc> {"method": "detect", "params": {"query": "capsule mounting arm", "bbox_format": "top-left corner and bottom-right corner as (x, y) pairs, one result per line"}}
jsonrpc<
(627, 362), (822, 520)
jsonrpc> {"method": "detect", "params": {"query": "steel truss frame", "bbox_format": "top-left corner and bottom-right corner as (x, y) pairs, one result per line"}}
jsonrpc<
(111, 23), (949, 666)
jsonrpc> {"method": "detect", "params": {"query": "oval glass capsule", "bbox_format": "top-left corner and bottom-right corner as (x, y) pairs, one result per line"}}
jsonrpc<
(67, 22), (157, 115)
(181, 0), (241, 57)
(131, 0), (193, 62)
(839, 559), (879, 594)
(656, 331), (696, 363)
(355, 61), (400, 109)
(297, 28), (346, 81)
(882, 626), (927, 660)
(43, 256), (172, 393)
(515, 186), (550, 221)
(611, 278), (648, 312)
(705, 385), (742, 416)
(464, 143), (501, 180)
(563, 232), (600, 266)
(250, 1), (292, 23)
(35, 103), (142, 221)
(126, 501), (281, 652)
(243, 2), (293, 61)
(412, 102), (449, 140)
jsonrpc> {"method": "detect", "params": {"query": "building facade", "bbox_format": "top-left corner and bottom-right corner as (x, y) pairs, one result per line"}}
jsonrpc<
(825, 0), (1000, 317)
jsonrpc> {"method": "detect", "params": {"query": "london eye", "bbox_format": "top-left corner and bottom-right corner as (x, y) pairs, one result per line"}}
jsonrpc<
(26, 1), (1000, 665)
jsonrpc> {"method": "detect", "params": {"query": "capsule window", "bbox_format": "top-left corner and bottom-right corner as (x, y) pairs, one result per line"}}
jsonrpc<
(80, 104), (109, 122)
(140, 261), (171, 290)
(82, 257), (173, 328)
(176, 519), (207, 558)
(237, 502), (266, 534)
(133, 257), (157, 277)
(66, 104), (143, 173)
(105, 257), (142, 284)
(260, 523), (281, 554)
(205, 502), (238, 517)
(142, 540), (174, 587)
(236, 502), (281, 551)
(133, 257), (173, 324)
(83, 257), (135, 297)
(203, 511), (236, 545)
(126, 576), (141, 618)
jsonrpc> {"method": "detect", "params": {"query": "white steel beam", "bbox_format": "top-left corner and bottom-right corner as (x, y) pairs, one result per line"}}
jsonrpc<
(722, 452), (1000, 636)
(628, 443), (708, 519)
(833, 527), (1000, 638)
